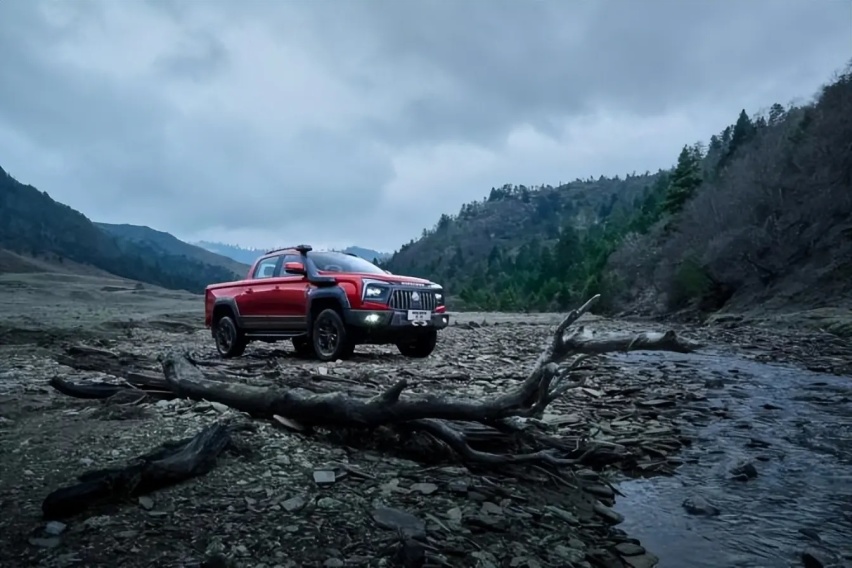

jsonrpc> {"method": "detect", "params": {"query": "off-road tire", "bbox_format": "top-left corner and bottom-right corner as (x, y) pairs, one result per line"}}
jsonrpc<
(214, 315), (248, 358)
(292, 336), (315, 358)
(311, 308), (354, 362)
(396, 329), (438, 358)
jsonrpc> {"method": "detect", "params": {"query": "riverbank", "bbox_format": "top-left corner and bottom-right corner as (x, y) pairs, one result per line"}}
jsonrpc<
(1, 285), (850, 566)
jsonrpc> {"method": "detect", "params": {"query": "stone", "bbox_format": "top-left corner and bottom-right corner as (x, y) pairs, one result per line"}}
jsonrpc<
(410, 482), (438, 495)
(623, 552), (660, 568)
(730, 460), (758, 480)
(138, 496), (154, 510)
(593, 501), (624, 525)
(615, 542), (645, 556)
(281, 495), (307, 512)
(44, 521), (67, 536)
(313, 470), (336, 485)
(371, 507), (426, 540)
(682, 496), (720, 516)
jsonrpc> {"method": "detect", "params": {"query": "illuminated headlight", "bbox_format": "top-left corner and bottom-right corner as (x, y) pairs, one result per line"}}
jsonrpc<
(365, 314), (380, 324)
(435, 293), (443, 302)
(365, 285), (385, 298)
(362, 280), (390, 301)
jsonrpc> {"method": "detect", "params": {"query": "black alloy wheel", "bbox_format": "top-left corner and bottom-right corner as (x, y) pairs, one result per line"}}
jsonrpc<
(214, 315), (247, 358)
(312, 308), (352, 361)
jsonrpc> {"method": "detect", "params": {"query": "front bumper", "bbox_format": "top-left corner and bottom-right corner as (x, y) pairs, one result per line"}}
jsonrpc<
(345, 309), (450, 330)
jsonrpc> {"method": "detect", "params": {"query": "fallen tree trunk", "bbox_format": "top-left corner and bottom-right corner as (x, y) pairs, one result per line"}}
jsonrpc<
(42, 421), (238, 519)
(48, 375), (175, 400)
(155, 296), (700, 465)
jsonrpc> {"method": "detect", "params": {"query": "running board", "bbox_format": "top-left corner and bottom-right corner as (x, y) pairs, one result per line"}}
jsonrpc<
(245, 332), (306, 339)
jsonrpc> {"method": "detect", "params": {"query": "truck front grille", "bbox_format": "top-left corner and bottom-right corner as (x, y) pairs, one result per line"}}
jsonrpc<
(389, 289), (440, 311)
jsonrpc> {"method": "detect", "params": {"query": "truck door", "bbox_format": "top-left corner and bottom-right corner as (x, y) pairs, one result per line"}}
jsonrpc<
(271, 254), (310, 331)
(237, 255), (282, 330)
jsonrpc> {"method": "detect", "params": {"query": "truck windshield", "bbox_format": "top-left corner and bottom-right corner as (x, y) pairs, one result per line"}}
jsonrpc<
(309, 251), (386, 275)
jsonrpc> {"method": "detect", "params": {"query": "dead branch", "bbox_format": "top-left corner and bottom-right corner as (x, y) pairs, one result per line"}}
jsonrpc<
(151, 295), (700, 466)
(41, 421), (240, 519)
(49, 296), (702, 470)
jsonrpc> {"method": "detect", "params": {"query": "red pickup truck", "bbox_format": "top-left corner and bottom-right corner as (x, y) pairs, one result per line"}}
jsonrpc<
(204, 245), (449, 361)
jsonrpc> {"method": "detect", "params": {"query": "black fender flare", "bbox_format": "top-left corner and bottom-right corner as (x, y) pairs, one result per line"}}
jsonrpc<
(305, 286), (350, 336)
(211, 297), (244, 328)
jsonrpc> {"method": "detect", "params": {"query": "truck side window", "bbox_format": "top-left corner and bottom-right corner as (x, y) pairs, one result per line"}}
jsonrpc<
(253, 257), (279, 279)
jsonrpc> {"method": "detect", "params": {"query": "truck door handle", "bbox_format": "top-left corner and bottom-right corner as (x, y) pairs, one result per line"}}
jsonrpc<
(245, 289), (253, 294)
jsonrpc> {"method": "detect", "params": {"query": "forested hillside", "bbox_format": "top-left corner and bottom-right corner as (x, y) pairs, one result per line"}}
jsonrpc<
(385, 63), (852, 316)
(606, 66), (852, 317)
(97, 223), (249, 278)
(0, 168), (242, 293)
(384, 174), (657, 309)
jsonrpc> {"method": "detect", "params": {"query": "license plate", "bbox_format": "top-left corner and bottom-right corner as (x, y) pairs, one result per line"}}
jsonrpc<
(407, 310), (431, 323)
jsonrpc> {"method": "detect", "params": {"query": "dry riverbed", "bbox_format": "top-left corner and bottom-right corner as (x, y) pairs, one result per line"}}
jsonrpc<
(1, 277), (850, 568)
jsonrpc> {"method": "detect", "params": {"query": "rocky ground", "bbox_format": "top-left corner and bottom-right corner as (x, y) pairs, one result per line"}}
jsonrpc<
(1, 278), (850, 568)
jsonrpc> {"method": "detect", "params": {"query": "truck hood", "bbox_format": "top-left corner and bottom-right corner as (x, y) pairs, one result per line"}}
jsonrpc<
(322, 271), (438, 287)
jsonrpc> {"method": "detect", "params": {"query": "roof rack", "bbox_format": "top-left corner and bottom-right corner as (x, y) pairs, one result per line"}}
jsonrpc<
(264, 244), (313, 255)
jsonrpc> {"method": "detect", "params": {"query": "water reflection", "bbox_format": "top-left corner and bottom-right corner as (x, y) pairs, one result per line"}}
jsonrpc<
(611, 351), (852, 568)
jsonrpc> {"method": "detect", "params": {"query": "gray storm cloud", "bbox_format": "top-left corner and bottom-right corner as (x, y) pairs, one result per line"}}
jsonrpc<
(0, 0), (849, 251)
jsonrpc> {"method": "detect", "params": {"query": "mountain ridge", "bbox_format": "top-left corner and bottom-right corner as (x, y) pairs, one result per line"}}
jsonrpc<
(0, 167), (244, 293)
(195, 241), (391, 266)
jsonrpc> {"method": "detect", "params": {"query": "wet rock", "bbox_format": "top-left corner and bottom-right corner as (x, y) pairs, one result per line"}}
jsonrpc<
(623, 552), (660, 568)
(682, 496), (720, 516)
(593, 501), (624, 525)
(371, 507), (427, 540)
(802, 546), (837, 568)
(615, 542), (645, 556)
(730, 460), (758, 480)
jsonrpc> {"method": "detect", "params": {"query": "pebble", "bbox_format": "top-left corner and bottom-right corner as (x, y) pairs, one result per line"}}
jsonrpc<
(44, 521), (67, 536)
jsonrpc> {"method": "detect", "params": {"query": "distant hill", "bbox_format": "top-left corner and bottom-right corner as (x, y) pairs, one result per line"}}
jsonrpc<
(196, 241), (390, 265)
(384, 175), (655, 306)
(336, 246), (391, 263)
(384, 62), (852, 319)
(193, 242), (265, 265)
(96, 223), (249, 278)
(0, 166), (243, 293)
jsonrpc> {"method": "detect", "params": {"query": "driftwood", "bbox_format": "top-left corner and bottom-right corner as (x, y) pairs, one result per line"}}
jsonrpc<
(42, 421), (240, 519)
(52, 344), (174, 400)
(49, 295), (701, 472)
(157, 295), (700, 466)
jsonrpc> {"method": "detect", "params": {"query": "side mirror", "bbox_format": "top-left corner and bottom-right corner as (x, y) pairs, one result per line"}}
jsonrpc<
(284, 261), (306, 275)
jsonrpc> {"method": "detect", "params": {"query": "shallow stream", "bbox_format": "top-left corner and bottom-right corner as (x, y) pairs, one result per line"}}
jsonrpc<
(612, 349), (852, 568)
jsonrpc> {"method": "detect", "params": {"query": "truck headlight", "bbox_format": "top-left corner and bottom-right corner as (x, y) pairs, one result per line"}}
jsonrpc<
(362, 280), (390, 301)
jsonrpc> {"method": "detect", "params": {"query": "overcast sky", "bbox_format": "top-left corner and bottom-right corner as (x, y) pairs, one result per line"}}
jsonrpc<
(0, 0), (849, 253)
